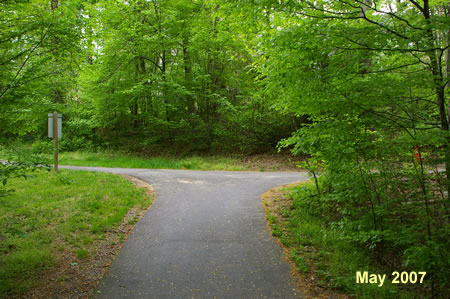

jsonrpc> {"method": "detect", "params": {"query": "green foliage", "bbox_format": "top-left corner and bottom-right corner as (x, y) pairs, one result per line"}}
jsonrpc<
(0, 147), (51, 197)
(1, 0), (294, 153)
(31, 140), (53, 155)
(0, 0), (84, 136)
(76, 248), (88, 260)
(1, 0), (449, 296)
(290, 249), (308, 273)
(73, 0), (292, 152)
(59, 118), (97, 152)
(282, 182), (413, 297)
(232, 0), (450, 296)
(281, 123), (450, 293)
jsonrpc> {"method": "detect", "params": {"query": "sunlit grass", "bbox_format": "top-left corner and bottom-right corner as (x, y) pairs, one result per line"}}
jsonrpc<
(0, 141), (295, 171)
(58, 151), (250, 171)
(0, 170), (151, 296)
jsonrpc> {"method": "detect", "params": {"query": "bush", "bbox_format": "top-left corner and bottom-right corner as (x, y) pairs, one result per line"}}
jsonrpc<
(59, 137), (95, 152)
(31, 140), (53, 155)
(280, 118), (449, 297)
(0, 149), (50, 197)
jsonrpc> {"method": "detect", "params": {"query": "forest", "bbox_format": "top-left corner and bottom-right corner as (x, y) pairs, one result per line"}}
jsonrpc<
(0, 0), (449, 297)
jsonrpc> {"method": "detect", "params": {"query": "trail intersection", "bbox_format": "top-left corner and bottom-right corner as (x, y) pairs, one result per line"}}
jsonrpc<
(62, 166), (308, 298)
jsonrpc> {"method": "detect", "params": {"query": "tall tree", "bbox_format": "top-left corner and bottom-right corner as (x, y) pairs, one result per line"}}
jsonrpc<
(79, 0), (291, 151)
(0, 0), (83, 136)
(225, 0), (449, 295)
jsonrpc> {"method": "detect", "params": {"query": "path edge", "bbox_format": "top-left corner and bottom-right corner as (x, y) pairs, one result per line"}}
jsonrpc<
(91, 174), (156, 296)
(261, 181), (349, 299)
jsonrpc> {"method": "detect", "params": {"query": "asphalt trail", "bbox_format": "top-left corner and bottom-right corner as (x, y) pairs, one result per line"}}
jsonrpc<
(61, 166), (308, 298)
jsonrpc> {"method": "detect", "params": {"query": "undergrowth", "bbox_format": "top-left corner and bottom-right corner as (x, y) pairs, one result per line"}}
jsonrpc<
(266, 181), (424, 298)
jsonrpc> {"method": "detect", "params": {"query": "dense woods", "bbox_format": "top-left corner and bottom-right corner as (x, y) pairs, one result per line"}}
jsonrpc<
(0, 0), (449, 297)
(1, 0), (294, 153)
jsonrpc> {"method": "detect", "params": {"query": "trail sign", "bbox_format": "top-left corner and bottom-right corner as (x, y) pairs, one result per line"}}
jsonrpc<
(48, 113), (62, 138)
(48, 112), (62, 172)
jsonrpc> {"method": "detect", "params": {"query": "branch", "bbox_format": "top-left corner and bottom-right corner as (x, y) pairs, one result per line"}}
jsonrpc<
(0, 72), (53, 94)
(408, 0), (425, 14)
(332, 85), (416, 138)
(303, 2), (360, 16)
(351, 0), (424, 31)
(305, 0), (415, 40)
(359, 61), (422, 74)
(294, 10), (361, 21)
(415, 126), (440, 130)
(342, 37), (448, 53)
(357, 5), (410, 39)
(410, 52), (431, 66)
(142, 56), (163, 72)
(98, 57), (135, 84)
(0, 28), (49, 99)
(0, 47), (33, 66)
(395, 95), (438, 106)
(143, 16), (158, 34)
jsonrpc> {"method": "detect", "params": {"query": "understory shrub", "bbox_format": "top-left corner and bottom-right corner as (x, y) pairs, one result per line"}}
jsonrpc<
(280, 118), (449, 297)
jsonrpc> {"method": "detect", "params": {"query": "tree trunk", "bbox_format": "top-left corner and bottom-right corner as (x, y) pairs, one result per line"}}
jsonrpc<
(51, 0), (60, 104)
(182, 35), (195, 114)
(422, 0), (449, 202)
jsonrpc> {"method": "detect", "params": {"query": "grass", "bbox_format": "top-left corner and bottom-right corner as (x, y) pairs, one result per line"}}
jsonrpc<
(0, 169), (152, 297)
(0, 140), (298, 171)
(264, 182), (414, 298)
(57, 151), (249, 171)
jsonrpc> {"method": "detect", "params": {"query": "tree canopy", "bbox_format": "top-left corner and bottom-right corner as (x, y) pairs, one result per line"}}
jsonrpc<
(0, 0), (448, 296)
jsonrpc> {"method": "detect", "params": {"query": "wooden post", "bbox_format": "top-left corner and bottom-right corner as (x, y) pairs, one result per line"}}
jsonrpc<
(53, 111), (58, 172)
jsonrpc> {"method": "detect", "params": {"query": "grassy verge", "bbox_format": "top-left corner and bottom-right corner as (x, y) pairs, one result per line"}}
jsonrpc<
(57, 151), (251, 170)
(46, 151), (297, 171)
(0, 141), (299, 171)
(262, 182), (414, 298)
(0, 169), (152, 297)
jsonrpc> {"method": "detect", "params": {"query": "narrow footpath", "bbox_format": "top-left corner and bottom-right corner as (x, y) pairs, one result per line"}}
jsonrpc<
(62, 166), (308, 298)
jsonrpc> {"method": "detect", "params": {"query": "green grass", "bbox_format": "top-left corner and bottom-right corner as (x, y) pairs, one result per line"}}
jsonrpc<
(0, 141), (296, 171)
(0, 169), (151, 297)
(56, 151), (250, 170)
(266, 182), (414, 298)
(0, 144), (252, 171)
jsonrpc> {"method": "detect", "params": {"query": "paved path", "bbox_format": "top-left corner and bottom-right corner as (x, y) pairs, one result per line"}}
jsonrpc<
(61, 166), (308, 298)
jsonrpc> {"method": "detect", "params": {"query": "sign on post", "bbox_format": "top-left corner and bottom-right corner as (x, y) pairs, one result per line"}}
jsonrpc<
(48, 113), (62, 138)
(48, 112), (62, 172)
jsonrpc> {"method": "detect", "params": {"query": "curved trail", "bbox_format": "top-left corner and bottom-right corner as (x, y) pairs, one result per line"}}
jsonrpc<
(61, 166), (308, 298)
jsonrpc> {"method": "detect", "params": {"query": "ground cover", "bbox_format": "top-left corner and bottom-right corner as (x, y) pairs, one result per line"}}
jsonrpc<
(0, 142), (298, 172)
(262, 182), (419, 298)
(0, 170), (153, 297)
(56, 151), (297, 171)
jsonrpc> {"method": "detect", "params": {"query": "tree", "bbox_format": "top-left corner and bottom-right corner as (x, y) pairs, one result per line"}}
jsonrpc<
(225, 0), (449, 295)
(78, 0), (292, 152)
(0, 0), (84, 137)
